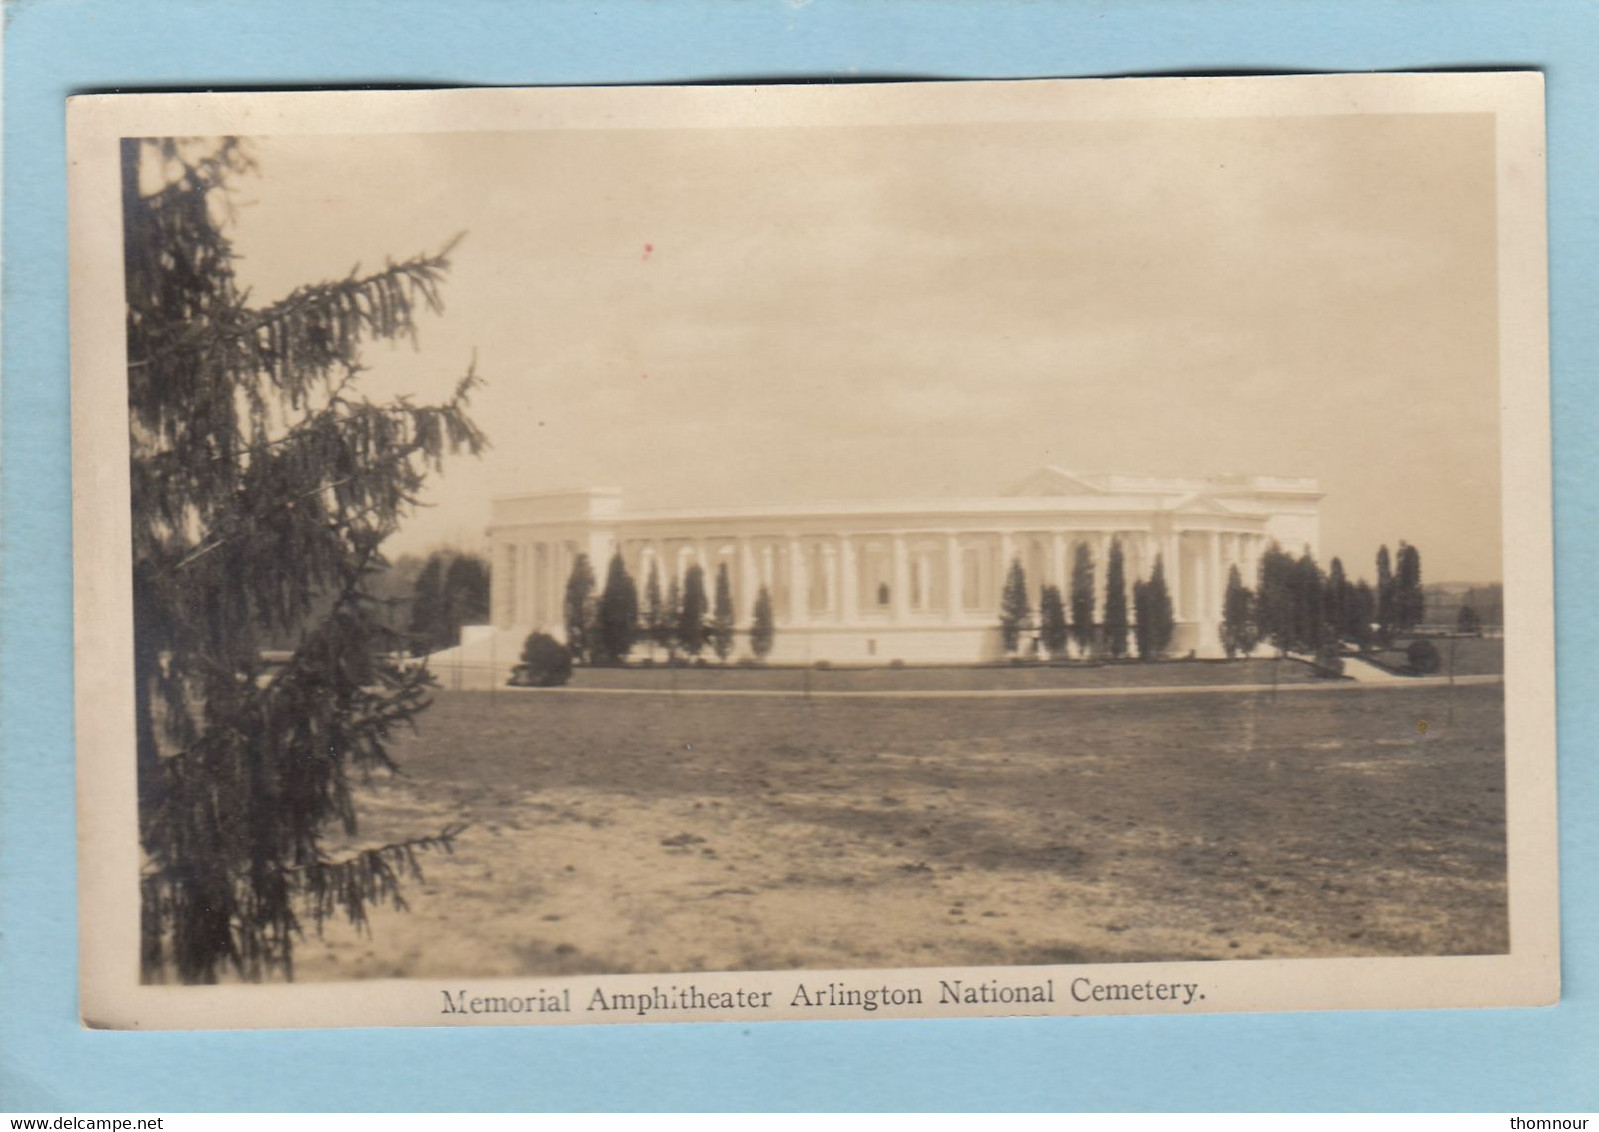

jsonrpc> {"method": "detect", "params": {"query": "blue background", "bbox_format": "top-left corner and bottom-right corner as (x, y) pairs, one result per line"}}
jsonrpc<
(3, 0), (1595, 1112)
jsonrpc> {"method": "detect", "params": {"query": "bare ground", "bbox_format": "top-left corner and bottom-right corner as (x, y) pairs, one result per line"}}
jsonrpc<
(293, 682), (1507, 981)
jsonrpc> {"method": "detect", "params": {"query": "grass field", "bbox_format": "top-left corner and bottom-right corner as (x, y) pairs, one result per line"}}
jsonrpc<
(559, 656), (1326, 692)
(297, 681), (1508, 980)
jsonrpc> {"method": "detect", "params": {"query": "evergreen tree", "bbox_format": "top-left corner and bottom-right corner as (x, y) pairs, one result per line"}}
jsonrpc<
(1143, 554), (1176, 659)
(1294, 552), (1325, 653)
(441, 553), (490, 644)
(678, 563), (709, 658)
(1220, 564), (1258, 659)
(1457, 604), (1482, 635)
(711, 562), (736, 662)
(125, 138), (483, 982)
(1102, 539), (1129, 659)
(1349, 580), (1377, 652)
(663, 574), (682, 661)
(642, 559), (665, 660)
(563, 553), (597, 663)
(363, 553), (426, 639)
(998, 558), (1031, 654)
(1395, 542), (1424, 632)
(1038, 583), (1069, 660)
(1375, 544), (1395, 645)
(408, 553), (446, 651)
(595, 552), (639, 665)
(750, 585), (776, 661)
(1255, 543), (1297, 655)
(1069, 542), (1096, 656)
(1132, 579), (1152, 661)
(1324, 557), (1350, 645)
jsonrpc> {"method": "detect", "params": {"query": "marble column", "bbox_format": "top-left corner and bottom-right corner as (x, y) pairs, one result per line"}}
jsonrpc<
(1165, 531), (1182, 621)
(1208, 530), (1223, 621)
(946, 533), (963, 620)
(527, 540), (540, 626)
(839, 534), (858, 622)
(1094, 532), (1111, 618)
(786, 536), (807, 625)
(738, 538), (758, 624)
(891, 534), (910, 620)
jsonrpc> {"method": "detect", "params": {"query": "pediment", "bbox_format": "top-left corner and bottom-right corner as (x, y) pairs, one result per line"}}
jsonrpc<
(1168, 492), (1242, 516)
(1008, 466), (1107, 497)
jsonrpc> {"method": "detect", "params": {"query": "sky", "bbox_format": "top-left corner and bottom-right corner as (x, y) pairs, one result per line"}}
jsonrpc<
(218, 109), (1503, 584)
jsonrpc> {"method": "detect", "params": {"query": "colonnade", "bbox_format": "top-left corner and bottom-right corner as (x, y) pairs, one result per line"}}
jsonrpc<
(492, 525), (1274, 634)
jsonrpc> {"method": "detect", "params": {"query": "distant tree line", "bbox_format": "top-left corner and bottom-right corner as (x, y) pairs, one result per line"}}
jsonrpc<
(255, 547), (491, 655)
(408, 549), (491, 654)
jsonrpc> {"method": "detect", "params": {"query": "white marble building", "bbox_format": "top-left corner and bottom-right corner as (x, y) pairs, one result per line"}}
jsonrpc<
(479, 467), (1321, 663)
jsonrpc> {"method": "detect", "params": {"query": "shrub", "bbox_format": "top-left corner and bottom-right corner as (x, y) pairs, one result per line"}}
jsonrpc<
(1312, 643), (1345, 679)
(813, 659), (833, 670)
(888, 658), (906, 669)
(1406, 638), (1441, 675)
(511, 632), (572, 687)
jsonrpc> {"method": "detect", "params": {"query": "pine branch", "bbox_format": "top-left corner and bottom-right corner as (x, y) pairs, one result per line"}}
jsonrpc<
(169, 363), (484, 574)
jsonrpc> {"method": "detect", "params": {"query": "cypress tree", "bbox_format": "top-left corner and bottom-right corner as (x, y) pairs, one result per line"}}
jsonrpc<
(1039, 583), (1069, 660)
(1376, 544), (1395, 645)
(678, 563), (709, 658)
(1069, 542), (1096, 656)
(998, 558), (1031, 654)
(1132, 579), (1152, 661)
(1324, 557), (1349, 646)
(595, 551), (639, 665)
(642, 559), (664, 660)
(563, 553), (597, 663)
(124, 138), (483, 982)
(1220, 564), (1257, 659)
(1396, 542), (1424, 632)
(1295, 552), (1325, 653)
(1144, 554), (1176, 659)
(1102, 539), (1129, 659)
(711, 562), (736, 662)
(750, 585), (776, 661)
(1349, 580), (1376, 652)
(663, 574), (682, 661)
(1255, 543), (1296, 655)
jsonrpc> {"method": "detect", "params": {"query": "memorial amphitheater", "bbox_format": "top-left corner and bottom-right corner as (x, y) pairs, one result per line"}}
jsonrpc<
(447, 466), (1321, 667)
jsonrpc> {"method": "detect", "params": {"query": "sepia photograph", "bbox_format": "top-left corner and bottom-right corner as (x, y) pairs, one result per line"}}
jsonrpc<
(69, 75), (1557, 1027)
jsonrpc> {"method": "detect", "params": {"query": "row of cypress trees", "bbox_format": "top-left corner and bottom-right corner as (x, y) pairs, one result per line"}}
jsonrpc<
(1221, 541), (1424, 658)
(999, 539), (1178, 661)
(562, 552), (777, 665)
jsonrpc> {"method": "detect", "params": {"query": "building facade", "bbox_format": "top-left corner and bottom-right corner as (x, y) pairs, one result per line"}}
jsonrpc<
(480, 466), (1321, 663)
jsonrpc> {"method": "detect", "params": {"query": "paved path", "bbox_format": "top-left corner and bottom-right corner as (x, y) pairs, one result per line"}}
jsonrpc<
(497, 674), (1503, 700)
(1335, 655), (1416, 684)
